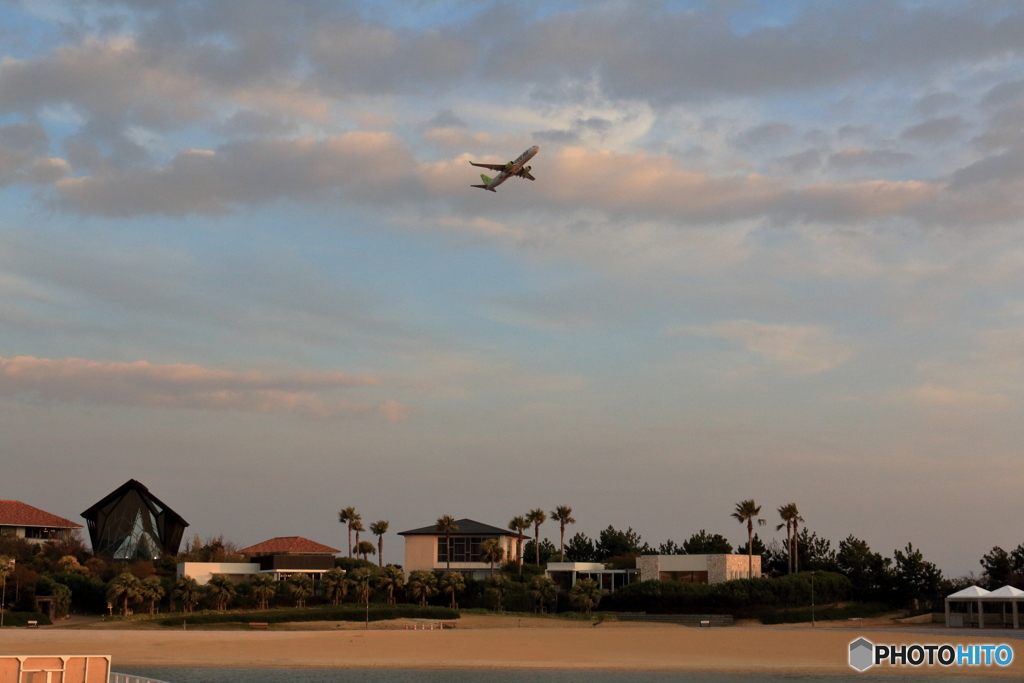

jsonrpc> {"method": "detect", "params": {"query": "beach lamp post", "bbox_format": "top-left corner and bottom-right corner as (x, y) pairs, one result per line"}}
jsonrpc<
(811, 571), (816, 627)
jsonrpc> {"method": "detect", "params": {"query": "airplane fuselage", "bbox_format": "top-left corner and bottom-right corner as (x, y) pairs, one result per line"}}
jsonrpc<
(470, 145), (540, 192)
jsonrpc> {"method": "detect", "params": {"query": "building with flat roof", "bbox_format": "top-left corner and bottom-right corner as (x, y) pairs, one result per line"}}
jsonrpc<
(398, 518), (521, 580)
(0, 500), (82, 544)
(637, 554), (761, 584)
(545, 562), (639, 592)
(178, 536), (341, 584)
(81, 479), (189, 561)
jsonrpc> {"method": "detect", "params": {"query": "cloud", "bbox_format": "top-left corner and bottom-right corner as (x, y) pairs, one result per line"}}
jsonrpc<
(900, 117), (967, 144)
(0, 354), (410, 420)
(676, 320), (853, 373)
(828, 148), (917, 169)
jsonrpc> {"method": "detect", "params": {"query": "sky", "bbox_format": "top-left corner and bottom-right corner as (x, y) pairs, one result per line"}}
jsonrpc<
(3, 0), (1024, 577)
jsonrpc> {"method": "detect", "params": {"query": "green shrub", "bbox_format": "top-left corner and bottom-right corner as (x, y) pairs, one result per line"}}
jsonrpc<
(159, 604), (458, 626)
(1, 611), (52, 627)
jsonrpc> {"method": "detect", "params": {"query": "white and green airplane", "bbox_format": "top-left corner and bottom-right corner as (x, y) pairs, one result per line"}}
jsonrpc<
(469, 145), (540, 192)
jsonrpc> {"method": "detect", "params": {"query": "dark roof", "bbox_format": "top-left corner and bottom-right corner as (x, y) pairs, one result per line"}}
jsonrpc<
(398, 518), (511, 536)
(81, 478), (189, 527)
(238, 536), (340, 555)
(0, 501), (83, 529)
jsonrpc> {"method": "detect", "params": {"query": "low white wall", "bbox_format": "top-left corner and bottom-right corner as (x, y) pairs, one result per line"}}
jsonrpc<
(177, 562), (260, 585)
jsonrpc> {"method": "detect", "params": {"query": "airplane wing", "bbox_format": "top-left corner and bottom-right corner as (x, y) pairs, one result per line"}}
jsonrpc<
(469, 161), (508, 171)
(519, 171), (535, 181)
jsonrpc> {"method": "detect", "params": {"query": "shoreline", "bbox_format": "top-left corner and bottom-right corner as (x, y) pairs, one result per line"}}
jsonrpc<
(3, 625), (1024, 677)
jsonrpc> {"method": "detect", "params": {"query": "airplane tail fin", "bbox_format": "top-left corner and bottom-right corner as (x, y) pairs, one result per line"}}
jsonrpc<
(470, 174), (497, 191)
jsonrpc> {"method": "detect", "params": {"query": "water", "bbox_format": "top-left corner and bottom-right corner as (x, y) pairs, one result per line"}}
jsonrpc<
(117, 668), (997, 683)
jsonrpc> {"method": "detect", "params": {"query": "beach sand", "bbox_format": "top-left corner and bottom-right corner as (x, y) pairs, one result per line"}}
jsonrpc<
(2, 622), (1023, 677)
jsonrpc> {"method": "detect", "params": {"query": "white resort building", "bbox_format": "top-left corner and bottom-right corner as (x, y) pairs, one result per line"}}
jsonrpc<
(637, 554), (762, 584)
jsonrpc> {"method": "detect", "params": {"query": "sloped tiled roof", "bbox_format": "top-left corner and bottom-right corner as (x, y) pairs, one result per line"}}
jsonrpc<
(237, 536), (340, 555)
(398, 518), (511, 536)
(0, 500), (83, 529)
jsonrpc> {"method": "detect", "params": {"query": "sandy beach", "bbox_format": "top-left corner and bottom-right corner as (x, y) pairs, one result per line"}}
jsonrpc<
(2, 622), (1023, 677)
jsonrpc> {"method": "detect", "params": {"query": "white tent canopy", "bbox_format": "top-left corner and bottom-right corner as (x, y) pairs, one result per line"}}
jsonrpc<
(946, 585), (1021, 629)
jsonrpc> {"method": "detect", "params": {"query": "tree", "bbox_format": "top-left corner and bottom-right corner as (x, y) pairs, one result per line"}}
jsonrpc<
(893, 543), (943, 609)
(980, 546), (1016, 589)
(438, 571), (465, 609)
(565, 532), (596, 562)
(57, 556), (89, 575)
(551, 506), (575, 561)
(376, 565), (404, 604)
(370, 521), (389, 567)
(206, 575), (236, 611)
(776, 503), (798, 574)
(569, 577), (601, 613)
(50, 583), (72, 620)
(287, 574), (314, 608)
(790, 504), (805, 572)
(731, 500), (766, 579)
(529, 575), (557, 613)
(355, 541), (377, 563)
(526, 509), (547, 566)
(485, 574), (508, 612)
(351, 520), (365, 553)
(508, 516), (529, 572)
(107, 572), (143, 616)
(436, 515), (459, 571)
(523, 539), (558, 566)
(736, 533), (766, 556)
(837, 535), (892, 602)
(173, 576), (201, 613)
(348, 567), (373, 604)
(339, 507), (359, 559)
(250, 573), (277, 609)
(478, 538), (505, 577)
(658, 539), (684, 555)
(139, 576), (164, 615)
(596, 525), (645, 560)
(682, 530), (732, 554)
(406, 570), (438, 606)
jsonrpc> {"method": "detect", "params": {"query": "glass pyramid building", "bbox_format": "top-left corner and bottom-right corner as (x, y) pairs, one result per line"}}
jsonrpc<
(81, 479), (189, 561)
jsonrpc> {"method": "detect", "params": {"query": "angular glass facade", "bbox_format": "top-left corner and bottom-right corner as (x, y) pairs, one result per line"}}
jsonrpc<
(81, 479), (188, 561)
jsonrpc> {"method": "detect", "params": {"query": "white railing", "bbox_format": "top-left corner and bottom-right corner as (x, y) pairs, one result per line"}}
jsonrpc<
(110, 673), (172, 683)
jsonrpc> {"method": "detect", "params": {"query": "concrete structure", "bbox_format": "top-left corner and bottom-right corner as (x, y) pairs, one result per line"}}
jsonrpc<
(176, 562), (262, 585)
(545, 562), (639, 592)
(637, 554), (761, 584)
(946, 585), (1023, 629)
(0, 500), (82, 544)
(399, 518), (521, 580)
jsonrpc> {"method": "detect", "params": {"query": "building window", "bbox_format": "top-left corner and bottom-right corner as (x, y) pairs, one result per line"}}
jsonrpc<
(437, 536), (496, 563)
(24, 527), (61, 539)
(659, 570), (708, 584)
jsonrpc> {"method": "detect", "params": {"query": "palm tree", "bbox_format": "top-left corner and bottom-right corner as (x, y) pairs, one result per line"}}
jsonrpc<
(320, 568), (348, 605)
(529, 575), (557, 613)
(348, 567), (373, 604)
(106, 572), (142, 616)
(791, 504), (804, 573)
(551, 506), (576, 561)
(339, 507), (359, 558)
(250, 573), (277, 609)
(351, 519), (365, 551)
(485, 574), (507, 612)
(287, 574), (314, 608)
(206, 575), (237, 611)
(375, 566), (404, 604)
(478, 538), (505, 577)
(173, 576), (201, 613)
(508, 516), (529, 574)
(436, 515), (459, 570)
(732, 499), (767, 579)
(526, 509), (547, 566)
(405, 570), (438, 606)
(569, 578), (601, 614)
(355, 540), (377, 562)
(776, 503), (797, 574)
(370, 520), (389, 567)
(438, 571), (465, 609)
(139, 576), (164, 615)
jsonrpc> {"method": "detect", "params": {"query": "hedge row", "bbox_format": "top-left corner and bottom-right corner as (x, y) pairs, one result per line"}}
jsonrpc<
(160, 605), (459, 626)
(1, 612), (53, 627)
(602, 572), (853, 618)
(760, 601), (891, 624)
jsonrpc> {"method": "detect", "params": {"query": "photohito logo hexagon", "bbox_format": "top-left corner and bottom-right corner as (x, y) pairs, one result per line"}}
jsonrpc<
(849, 637), (874, 672)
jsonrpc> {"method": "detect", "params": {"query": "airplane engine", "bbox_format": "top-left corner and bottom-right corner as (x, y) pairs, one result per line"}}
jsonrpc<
(504, 161), (513, 171)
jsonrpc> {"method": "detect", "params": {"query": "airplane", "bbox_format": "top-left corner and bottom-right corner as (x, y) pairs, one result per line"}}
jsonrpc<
(469, 145), (540, 192)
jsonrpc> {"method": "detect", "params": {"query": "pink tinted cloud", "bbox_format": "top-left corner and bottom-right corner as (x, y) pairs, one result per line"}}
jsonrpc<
(0, 355), (411, 421)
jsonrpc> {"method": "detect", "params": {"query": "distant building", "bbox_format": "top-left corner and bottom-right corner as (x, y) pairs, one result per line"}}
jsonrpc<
(637, 554), (761, 584)
(178, 536), (341, 585)
(545, 562), (639, 592)
(81, 479), (189, 561)
(398, 518), (521, 580)
(0, 500), (83, 544)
